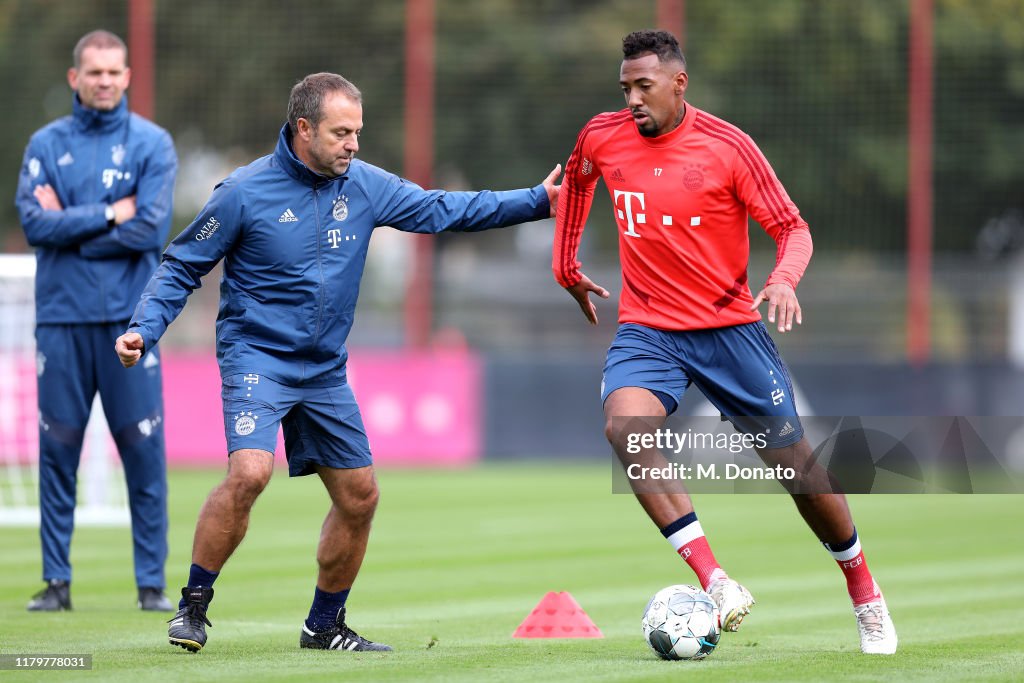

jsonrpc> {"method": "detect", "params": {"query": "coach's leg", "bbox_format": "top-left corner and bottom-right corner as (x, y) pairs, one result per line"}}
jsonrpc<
(314, 464), (379, 592)
(36, 400), (89, 586)
(97, 326), (168, 593)
(31, 324), (93, 610)
(166, 450), (272, 652)
(298, 464), (390, 651)
(191, 449), (275, 571)
(112, 424), (168, 601)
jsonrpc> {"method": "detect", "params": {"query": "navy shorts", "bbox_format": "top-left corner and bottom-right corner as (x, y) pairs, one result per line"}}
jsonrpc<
(222, 373), (372, 476)
(601, 322), (803, 449)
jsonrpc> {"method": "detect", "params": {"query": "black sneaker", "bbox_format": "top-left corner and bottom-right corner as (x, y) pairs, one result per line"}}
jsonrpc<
(168, 586), (214, 652)
(299, 608), (392, 651)
(138, 587), (174, 612)
(27, 579), (71, 611)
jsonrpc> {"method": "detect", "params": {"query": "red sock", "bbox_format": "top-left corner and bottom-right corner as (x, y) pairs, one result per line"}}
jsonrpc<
(824, 530), (880, 605)
(661, 514), (727, 591)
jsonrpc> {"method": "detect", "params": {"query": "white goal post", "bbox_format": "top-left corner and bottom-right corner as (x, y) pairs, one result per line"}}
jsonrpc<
(0, 253), (129, 526)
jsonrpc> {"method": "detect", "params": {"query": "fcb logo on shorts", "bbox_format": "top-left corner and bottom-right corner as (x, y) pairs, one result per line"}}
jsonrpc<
(234, 411), (258, 436)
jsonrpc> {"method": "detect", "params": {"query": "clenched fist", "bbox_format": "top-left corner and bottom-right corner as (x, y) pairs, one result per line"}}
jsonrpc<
(115, 332), (145, 368)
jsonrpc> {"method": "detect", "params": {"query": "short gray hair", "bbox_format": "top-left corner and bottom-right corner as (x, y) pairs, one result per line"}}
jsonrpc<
(73, 30), (127, 69)
(287, 73), (362, 134)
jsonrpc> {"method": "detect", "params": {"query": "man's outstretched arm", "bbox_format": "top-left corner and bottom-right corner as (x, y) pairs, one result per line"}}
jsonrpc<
(372, 164), (561, 234)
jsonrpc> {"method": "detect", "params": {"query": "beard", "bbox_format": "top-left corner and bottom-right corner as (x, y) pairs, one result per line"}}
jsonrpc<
(310, 138), (351, 178)
(636, 120), (659, 137)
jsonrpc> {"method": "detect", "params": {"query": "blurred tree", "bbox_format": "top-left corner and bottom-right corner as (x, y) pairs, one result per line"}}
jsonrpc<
(0, 0), (1021, 254)
(933, 0), (1024, 251)
(0, 0), (125, 250)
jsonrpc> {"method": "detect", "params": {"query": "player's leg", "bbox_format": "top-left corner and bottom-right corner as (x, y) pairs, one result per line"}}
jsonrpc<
(756, 440), (896, 654)
(748, 442), (884, 618)
(602, 324), (754, 631)
(753, 438), (854, 542)
(690, 321), (896, 653)
(285, 383), (390, 651)
(95, 323), (169, 610)
(604, 387), (689, 524)
(29, 323), (93, 611)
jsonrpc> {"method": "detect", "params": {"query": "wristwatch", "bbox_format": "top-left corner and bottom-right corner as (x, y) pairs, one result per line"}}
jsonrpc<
(105, 204), (116, 228)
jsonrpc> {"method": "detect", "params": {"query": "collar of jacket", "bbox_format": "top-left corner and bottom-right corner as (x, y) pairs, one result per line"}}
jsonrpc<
(275, 123), (349, 186)
(72, 94), (129, 134)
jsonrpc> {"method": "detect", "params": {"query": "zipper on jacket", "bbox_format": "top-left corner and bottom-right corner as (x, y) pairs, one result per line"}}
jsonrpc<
(310, 184), (327, 358)
(91, 128), (108, 319)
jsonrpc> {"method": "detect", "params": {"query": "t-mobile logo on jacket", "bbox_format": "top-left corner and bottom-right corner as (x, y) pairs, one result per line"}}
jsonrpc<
(326, 229), (357, 248)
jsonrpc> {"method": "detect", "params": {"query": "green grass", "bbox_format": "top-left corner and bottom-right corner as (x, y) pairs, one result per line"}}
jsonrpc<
(1, 463), (1022, 681)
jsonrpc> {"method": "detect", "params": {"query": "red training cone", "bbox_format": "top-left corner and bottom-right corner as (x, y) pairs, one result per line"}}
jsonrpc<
(512, 591), (604, 638)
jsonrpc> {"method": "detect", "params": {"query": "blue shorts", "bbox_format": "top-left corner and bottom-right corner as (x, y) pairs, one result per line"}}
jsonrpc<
(601, 322), (803, 449)
(222, 373), (372, 476)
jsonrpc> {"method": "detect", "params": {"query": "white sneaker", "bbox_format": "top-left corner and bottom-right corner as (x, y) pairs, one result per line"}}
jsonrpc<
(707, 577), (755, 632)
(854, 595), (897, 655)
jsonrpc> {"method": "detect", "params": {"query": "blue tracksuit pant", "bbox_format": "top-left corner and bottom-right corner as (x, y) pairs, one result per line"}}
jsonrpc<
(35, 322), (167, 588)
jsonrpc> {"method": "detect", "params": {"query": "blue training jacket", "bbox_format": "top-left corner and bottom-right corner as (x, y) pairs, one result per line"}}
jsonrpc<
(15, 95), (178, 324)
(128, 123), (550, 386)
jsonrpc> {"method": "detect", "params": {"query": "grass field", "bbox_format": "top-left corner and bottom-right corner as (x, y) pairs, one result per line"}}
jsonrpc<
(1, 463), (1022, 682)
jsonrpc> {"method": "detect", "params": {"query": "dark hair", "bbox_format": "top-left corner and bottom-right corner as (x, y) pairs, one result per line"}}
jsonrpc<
(73, 30), (127, 69)
(287, 73), (362, 134)
(622, 30), (686, 69)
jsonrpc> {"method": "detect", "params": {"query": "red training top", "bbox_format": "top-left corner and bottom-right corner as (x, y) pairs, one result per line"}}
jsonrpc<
(553, 104), (812, 331)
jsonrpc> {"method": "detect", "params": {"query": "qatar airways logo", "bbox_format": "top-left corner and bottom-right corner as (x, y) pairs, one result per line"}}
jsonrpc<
(194, 216), (221, 240)
(613, 190), (647, 238)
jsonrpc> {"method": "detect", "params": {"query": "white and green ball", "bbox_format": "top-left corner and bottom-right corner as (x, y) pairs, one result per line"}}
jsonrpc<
(642, 584), (721, 660)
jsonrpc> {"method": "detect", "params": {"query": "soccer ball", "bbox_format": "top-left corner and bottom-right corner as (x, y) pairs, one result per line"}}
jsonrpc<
(641, 584), (721, 660)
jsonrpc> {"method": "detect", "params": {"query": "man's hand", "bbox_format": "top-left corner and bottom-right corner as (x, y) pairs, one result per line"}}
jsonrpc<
(115, 332), (145, 368)
(541, 164), (562, 217)
(32, 186), (137, 225)
(565, 272), (610, 325)
(33, 184), (63, 211)
(750, 283), (802, 333)
(111, 195), (137, 224)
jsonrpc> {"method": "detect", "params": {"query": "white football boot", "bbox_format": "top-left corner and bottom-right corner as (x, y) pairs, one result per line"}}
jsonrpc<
(854, 589), (897, 655)
(707, 577), (755, 632)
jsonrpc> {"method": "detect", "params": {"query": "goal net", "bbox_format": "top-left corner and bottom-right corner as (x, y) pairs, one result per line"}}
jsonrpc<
(0, 254), (129, 526)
